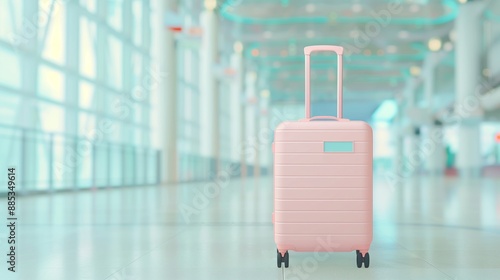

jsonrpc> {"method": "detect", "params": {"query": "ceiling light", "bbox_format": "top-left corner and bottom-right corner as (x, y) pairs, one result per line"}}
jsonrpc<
(261, 89), (270, 98)
(248, 71), (257, 80)
(233, 41), (243, 53)
(410, 4), (420, 13)
(306, 4), (315, 13)
(352, 4), (363, 13)
(386, 45), (398, 53)
(428, 38), (442, 51)
(443, 42), (453, 51)
(410, 66), (421, 77)
(349, 30), (360, 38)
(251, 49), (260, 57)
(458, 0), (468, 4)
(398, 31), (409, 39)
(204, 0), (217, 10)
(306, 30), (315, 38)
(449, 29), (456, 42)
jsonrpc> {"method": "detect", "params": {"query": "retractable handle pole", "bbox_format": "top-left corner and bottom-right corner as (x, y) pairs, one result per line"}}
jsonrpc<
(304, 45), (344, 119)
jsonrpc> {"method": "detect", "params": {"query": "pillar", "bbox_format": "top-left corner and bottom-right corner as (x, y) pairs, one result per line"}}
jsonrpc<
(199, 5), (219, 175)
(423, 53), (445, 175)
(487, 17), (500, 78)
(244, 71), (257, 176)
(254, 92), (260, 178)
(455, 2), (483, 177)
(229, 44), (245, 177)
(393, 97), (404, 177)
(158, 0), (178, 183)
(403, 78), (419, 177)
(259, 90), (271, 176)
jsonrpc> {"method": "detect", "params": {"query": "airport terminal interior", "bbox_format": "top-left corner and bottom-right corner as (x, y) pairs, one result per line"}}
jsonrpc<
(0, 0), (500, 279)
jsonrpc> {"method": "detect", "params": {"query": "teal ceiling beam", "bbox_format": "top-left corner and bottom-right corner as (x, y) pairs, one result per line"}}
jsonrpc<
(221, 0), (458, 26)
(248, 53), (426, 62)
(266, 63), (413, 73)
(271, 76), (406, 83)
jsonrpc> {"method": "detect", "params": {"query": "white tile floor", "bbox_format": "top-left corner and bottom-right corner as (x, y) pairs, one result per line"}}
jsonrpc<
(0, 176), (499, 280)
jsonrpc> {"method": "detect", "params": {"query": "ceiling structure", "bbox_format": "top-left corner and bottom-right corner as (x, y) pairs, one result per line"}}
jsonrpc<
(213, 0), (500, 119)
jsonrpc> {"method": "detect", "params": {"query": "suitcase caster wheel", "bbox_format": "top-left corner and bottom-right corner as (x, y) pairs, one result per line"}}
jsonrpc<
(284, 251), (289, 268)
(277, 250), (282, 268)
(356, 251), (369, 268)
(356, 251), (363, 268)
(277, 250), (289, 268)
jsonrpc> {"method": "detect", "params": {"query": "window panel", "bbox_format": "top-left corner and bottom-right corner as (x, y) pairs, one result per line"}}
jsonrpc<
(38, 65), (64, 101)
(0, 46), (21, 88)
(0, 1), (22, 42)
(79, 0), (96, 13)
(80, 17), (96, 78)
(0, 92), (20, 125)
(134, 103), (142, 124)
(132, 52), (142, 88)
(132, 1), (142, 46)
(134, 127), (142, 146)
(108, 36), (123, 89)
(108, 0), (123, 31)
(39, 0), (66, 64)
(79, 112), (96, 136)
(79, 81), (95, 109)
(39, 102), (65, 133)
(78, 137), (93, 188)
(38, 65), (65, 101)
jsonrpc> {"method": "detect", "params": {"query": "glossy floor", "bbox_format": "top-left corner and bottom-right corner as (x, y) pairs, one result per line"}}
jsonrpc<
(1, 176), (499, 280)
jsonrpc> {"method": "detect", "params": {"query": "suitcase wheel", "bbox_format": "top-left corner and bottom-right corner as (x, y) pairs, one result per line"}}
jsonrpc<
(356, 250), (370, 268)
(277, 249), (289, 268)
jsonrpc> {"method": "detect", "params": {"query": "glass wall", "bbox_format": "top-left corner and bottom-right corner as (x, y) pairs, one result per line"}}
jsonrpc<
(0, 0), (159, 193)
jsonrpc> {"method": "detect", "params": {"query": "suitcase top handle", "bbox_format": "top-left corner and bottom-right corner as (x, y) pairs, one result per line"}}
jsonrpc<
(304, 45), (344, 119)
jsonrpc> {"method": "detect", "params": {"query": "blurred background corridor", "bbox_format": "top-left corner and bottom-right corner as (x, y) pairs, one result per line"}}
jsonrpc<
(0, 0), (499, 279)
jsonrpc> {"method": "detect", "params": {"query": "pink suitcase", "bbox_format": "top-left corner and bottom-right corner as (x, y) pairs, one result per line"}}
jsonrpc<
(272, 45), (373, 269)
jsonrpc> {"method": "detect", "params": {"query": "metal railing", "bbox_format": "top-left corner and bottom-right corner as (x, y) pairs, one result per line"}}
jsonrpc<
(0, 124), (161, 194)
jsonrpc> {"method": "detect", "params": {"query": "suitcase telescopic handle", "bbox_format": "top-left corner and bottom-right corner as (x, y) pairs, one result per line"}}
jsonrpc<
(304, 45), (344, 119)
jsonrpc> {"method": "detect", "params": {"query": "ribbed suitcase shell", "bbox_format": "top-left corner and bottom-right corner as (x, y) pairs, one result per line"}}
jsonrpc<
(273, 120), (373, 253)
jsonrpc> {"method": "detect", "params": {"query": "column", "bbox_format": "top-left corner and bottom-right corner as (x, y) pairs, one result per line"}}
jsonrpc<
(259, 90), (271, 176)
(18, 0), (39, 193)
(65, 0), (80, 189)
(488, 17), (500, 77)
(455, 2), (483, 177)
(393, 97), (404, 177)
(199, 4), (219, 175)
(423, 54), (445, 175)
(158, 0), (178, 183)
(229, 43), (245, 177)
(244, 71), (257, 176)
(254, 91), (260, 177)
(403, 78), (419, 177)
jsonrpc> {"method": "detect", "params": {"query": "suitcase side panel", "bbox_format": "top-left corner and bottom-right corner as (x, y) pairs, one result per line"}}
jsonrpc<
(273, 121), (373, 253)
